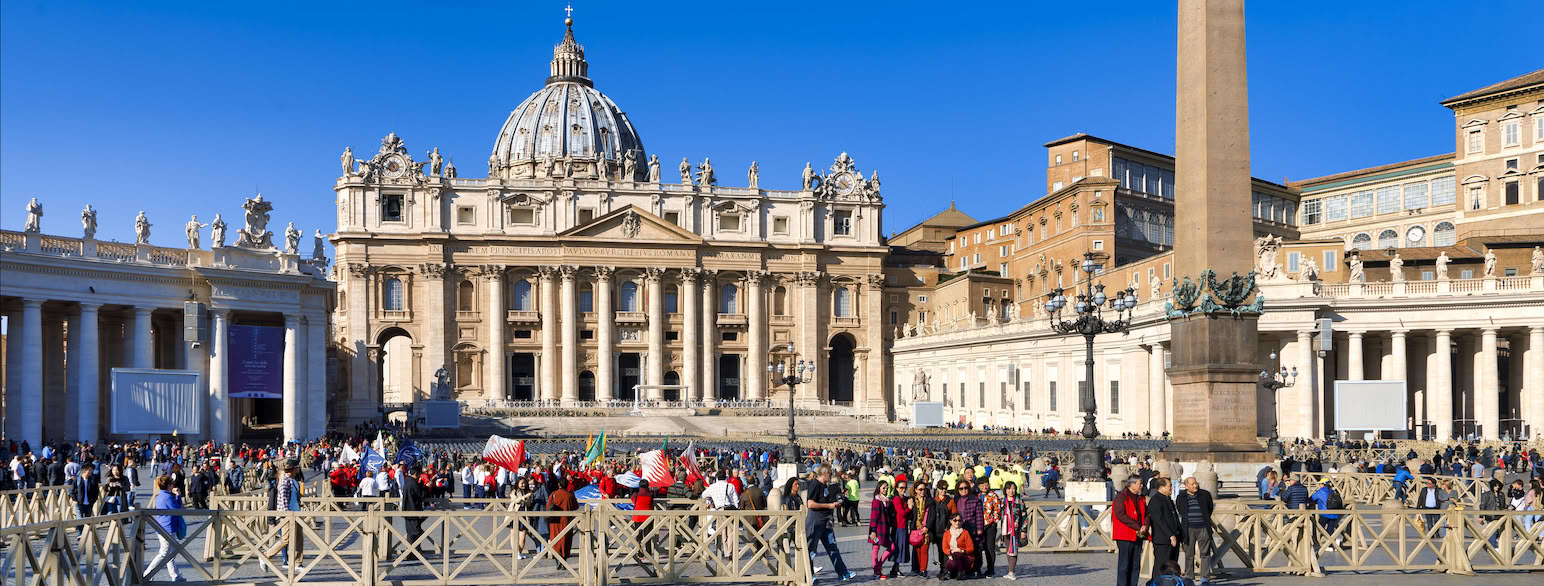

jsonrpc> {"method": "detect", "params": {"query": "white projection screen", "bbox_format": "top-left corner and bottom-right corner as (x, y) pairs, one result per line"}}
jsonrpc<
(111, 368), (203, 435)
(912, 402), (945, 428)
(423, 400), (461, 429)
(1334, 380), (1408, 431)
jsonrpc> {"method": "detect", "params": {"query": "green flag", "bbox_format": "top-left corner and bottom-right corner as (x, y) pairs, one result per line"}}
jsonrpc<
(583, 429), (606, 465)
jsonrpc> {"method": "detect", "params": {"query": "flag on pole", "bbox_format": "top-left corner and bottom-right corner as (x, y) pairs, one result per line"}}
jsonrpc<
(583, 429), (607, 465)
(678, 441), (704, 487)
(361, 447), (387, 474)
(638, 449), (674, 488)
(394, 441), (423, 466)
(661, 435), (669, 453)
(341, 443), (359, 465)
(482, 435), (527, 473)
(372, 431), (385, 454)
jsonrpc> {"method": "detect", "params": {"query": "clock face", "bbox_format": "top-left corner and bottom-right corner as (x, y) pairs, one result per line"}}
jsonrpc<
(833, 172), (856, 195)
(1407, 226), (1426, 243)
(384, 155), (405, 178)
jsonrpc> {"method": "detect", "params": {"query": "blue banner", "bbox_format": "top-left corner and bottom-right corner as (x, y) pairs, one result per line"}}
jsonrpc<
(361, 447), (387, 474)
(395, 441), (423, 467)
(228, 324), (284, 399)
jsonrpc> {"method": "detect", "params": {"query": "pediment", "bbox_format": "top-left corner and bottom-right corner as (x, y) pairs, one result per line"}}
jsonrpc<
(1462, 118), (1488, 128)
(558, 204), (703, 242)
(1497, 110), (1524, 121)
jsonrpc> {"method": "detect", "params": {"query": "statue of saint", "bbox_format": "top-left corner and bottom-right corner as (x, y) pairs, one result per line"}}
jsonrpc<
(1435, 251), (1450, 280)
(1349, 252), (1365, 283)
(912, 369), (930, 402)
(433, 367), (451, 400)
(622, 150), (637, 181)
(284, 222), (302, 254)
(81, 204), (97, 239)
(696, 157), (715, 186)
(185, 215), (208, 249)
(595, 153), (611, 179)
(134, 211), (152, 245)
(747, 160), (759, 189)
(341, 146), (355, 176)
(679, 157), (693, 185)
(802, 162), (817, 190)
(428, 147), (443, 175)
(487, 153), (499, 176)
(1389, 253), (1404, 282)
(1298, 257), (1320, 282)
(210, 214), (227, 248)
(23, 198), (43, 233)
(1483, 249), (1497, 277)
(647, 154), (661, 183)
(1150, 274), (1163, 298)
(312, 229), (326, 260)
(868, 170), (881, 195)
(1532, 246), (1543, 276)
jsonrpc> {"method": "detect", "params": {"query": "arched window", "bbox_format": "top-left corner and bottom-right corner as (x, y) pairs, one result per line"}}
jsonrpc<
(620, 281), (639, 312)
(384, 277), (405, 311)
(664, 285), (678, 314)
(1433, 222), (1457, 246)
(457, 280), (474, 311)
(773, 286), (788, 315)
(1377, 229), (1399, 249)
(338, 290), (348, 313)
(834, 287), (852, 318)
(512, 280), (533, 311)
(1350, 233), (1372, 250)
(719, 283), (738, 314)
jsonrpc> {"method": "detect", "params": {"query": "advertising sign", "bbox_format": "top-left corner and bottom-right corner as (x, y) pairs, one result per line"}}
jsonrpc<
(229, 324), (284, 399)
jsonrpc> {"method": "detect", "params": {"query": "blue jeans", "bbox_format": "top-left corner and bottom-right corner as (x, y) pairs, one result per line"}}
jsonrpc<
(463, 484), (472, 499)
(807, 523), (850, 576)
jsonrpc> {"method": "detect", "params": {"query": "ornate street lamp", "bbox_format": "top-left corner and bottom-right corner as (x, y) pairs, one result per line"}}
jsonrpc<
(1260, 351), (1298, 457)
(768, 344), (814, 473)
(1045, 252), (1139, 482)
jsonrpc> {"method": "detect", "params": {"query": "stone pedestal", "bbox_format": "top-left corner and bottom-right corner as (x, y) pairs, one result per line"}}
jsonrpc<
(1065, 480), (1113, 535)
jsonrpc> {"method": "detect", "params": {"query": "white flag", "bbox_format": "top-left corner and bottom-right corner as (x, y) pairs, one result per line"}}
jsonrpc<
(372, 431), (385, 454)
(341, 443), (359, 464)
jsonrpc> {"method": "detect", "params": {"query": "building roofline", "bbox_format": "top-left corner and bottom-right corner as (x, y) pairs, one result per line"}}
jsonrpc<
(1043, 132), (1290, 190)
(1288, 153), (1454, 191)
(1439, 68), (1544, 107)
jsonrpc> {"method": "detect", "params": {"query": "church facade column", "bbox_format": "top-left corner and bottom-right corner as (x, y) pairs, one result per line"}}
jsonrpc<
(595, 267), (615, 402)
(282, 314), (301, 442)
(482, 265), (506, 400)
(746, 271), (768, 401)
(645, 267), (666, 398)
(419, 263), (449, 401)
(559, 265), (580, 404)
(1480, 328), (1500, 440)
(133, 307), (154, 369)
(539, 266), (559, 402)
(1390, 329), (1408, 432)
(701, 270), (718, 401)
(1122, 346), (1150, 435)
(18, 299), (44, 448)
(1348, 331), (1365, 381)
(209, 309), (232, 444)
(796, 271), (824, 403)
(65, 311), (81, 440)
(863, 274), (885, 409)
(679, 269), (701, 402)
(76, 303), (102, 445)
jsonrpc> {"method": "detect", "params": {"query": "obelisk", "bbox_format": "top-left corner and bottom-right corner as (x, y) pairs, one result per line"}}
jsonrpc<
(1166, 0), (1267, 462)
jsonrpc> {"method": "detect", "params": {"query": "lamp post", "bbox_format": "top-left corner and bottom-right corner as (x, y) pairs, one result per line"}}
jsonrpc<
(1259, 351), (1298, 457)
(1044, 251), (1139, 482)
(768, 344), (814, 473)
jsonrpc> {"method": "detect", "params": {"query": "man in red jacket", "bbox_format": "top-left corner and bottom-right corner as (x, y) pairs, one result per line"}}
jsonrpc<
(1112, 477), (1149, 586)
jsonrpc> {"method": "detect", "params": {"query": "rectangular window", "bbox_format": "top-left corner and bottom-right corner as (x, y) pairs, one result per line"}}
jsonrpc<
(1461, 269), (1474, 279)
(1048, 381), (1058, 412)
(1324, 195), (1347, 222)
(1000, 244), (1010, 256)
(974, 233), (982, 244)
(580, 330), (593, 340)
(1163, 263), (1171, 278)
(834, 210), (853, 236)
(1467, 129), (1483, 153)
(579, 290), (593, 312)
(987, 228), (995, 239)
(578, 208), (595, 224)
(509, 207), (536, 225)
(1537, 117), (1544, 141)
(979, 382), (985, 408)
(1470, 185), (1484, 210)
(974, 253), (981, 265)
(1350, 190), (1374, 218)
(721, 332), (737, 342)
(665, 331), (678, 341)
(1110, 380), (1120, 415)
(917, 310), (926, 323)
(1505, 181), (1520, 205)
(1506, 158), (1519, 171)
(889, 311), (898, 324)
(1302, 199), (1323, 225)
(1375, 186), (1400, 214)
(1287, 251), (1300, 272)
(1431, 176), (1455, 206)
(382, 194), (404, 222)
(772, 216), (789, 235)
(513, 329), (533, 339)
(1072, 150), (1080, 162)
(1324, 250), (1338, 272)
(1421, 270), (1434, 281)
(719, 213), (741, 232)
(665, 289), (678, 313)
(664, 211), (681, 226)
(456, 206), (476, 225)
(1505, 268), (1518, 277)
(1503, 122), (1520, 147)
(1403, 182), (1429, 210)
(1092, 239), (1104, 250)
(1022, 377), (1031, 410)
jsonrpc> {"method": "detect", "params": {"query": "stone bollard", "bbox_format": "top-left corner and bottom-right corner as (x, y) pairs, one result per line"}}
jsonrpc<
(1195, 460), (1219, 496)
(1111, 463), (1130, 490)
(1029, 457), (1047, 491)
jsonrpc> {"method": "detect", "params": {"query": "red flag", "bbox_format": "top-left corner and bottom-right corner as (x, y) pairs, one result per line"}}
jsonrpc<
(638, 449), (674, 488)
(679, 441), (704, 486)
(482, 435), (526, 473)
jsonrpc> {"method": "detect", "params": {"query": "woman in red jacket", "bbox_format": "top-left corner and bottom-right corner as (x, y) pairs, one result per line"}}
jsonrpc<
(940, 514), (976, 579)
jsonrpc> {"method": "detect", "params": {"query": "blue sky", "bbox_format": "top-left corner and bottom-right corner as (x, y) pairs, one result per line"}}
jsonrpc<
(2, 0), (1537, 246)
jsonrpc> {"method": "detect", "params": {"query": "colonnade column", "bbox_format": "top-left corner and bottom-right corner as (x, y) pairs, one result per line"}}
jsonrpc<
(747, 271), (767, 401)
(1295, 330), (1315, 439)
(680, 269), (701, 403)
(209, 309), (231, 444)
(1531, 327), (1544, 439)
(483, 266), (506, 401)
(1347, 331), (1365, 381)
(305, 313), (326, 439)
(282, 314), (300, 442)
(1480, 328), (1500, 440)
(559, 265), (579, 404)
(700, 270), (718, 402)
(76, 303), (101, 445)
(539, 266), (559, 402)
(65, 311), (81, 440)
(3, 306), (22, 440)
(1433, 330), (1453, 441)
(18, 300), (44, 447)
(645, 267), (666, 399)
(1122, 346), (1150, 435)
(1390, 329), (1408, 433)
(133, 307), (154, 369)
(1147, 343), (1165, 434)
(595, 267), (615, 402)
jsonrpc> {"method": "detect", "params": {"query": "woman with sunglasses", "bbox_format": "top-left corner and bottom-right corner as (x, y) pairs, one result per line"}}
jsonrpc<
(889, 480), (912, 577)
(940, 514), (976, 580)
(869, 480), (897, 578)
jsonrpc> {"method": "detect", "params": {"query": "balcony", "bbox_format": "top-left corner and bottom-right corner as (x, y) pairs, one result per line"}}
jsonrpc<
(717, 313), (747, 325)
(507, 310), (540, 323)
(833, 317), (861, 327)
(769, 315), (794, 326)
(616, 311), (646, 324)
(381, 310), (411, 321)
(455, 311), (481, 322)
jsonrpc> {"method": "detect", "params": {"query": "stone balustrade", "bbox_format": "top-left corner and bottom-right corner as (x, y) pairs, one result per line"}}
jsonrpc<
(0, 229), (314, 275)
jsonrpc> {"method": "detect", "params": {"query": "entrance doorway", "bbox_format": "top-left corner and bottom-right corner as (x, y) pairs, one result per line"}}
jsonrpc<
(718, 354), (740, 400)
(511, 353), (536, 400)
(579, 371), (596, 402)
(828, 333), (856, 404)
(663, 371), (680, 401)
(619, 353), (641, 401)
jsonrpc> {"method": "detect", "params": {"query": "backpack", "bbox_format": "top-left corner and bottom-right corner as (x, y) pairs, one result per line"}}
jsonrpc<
(1326, 489), (1343, 510)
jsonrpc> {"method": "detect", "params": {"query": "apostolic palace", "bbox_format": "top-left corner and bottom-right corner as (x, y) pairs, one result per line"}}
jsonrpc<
(1, 16), (1542, 445)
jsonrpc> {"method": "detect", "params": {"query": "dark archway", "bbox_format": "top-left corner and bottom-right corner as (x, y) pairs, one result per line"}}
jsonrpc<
(579, 371), (596, 402)
(663, 371), (680, 401)
(619, 353), (641, 401)
(511, 353), (536, 400)
(827, 333), (856, 404)
(718, 355), (740, 400)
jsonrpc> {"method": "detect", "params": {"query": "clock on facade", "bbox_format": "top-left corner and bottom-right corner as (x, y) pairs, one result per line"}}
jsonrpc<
(383, 155), (406, 178)
(831, 172), (857, 195)
(1407, 225), (1426, 244)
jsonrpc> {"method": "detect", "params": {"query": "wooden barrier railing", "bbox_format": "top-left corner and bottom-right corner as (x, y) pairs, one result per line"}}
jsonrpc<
(0, 484), (106, 526)
(1289, 471), (1486, 508)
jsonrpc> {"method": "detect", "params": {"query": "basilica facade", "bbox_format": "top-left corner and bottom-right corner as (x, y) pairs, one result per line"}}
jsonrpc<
(330, 18), (889, 422)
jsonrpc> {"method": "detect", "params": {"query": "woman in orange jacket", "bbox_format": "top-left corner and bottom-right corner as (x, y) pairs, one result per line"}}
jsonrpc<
(940, 514), (976, 579)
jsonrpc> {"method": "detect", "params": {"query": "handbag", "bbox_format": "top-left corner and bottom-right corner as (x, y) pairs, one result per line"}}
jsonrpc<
(909, 508), (928, 546)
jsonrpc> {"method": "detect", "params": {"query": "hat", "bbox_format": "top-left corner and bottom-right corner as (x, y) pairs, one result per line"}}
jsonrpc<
(283, 458), (300, 470)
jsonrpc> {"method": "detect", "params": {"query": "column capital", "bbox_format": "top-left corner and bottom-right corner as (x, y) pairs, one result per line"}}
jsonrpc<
(416, 262), (453, 280)
(538, 265), (560, 281)
(1389, 329), (1409, 337)
(744, 269), (771, 286)
(211, 308), (232, 318)
(475, 264), (507, 282)
(21, 298), (44, 309)
(284, 314), (299, 327)
(1347, 330), (1364, 339)
(557, 264), (579, 281)
(77, 302), (102, 312)
(678, 267), (701, 285)
(793, 270), (823, 287)
(866, 273), (886, 290)
(134, 306), (153, 316)
(643, 267), (667, 283)
(1481, 327), (1499, 335)
(593, 266), (615, 282)
(699, 268), (719, 283)
(1532, 326), (1544, 334)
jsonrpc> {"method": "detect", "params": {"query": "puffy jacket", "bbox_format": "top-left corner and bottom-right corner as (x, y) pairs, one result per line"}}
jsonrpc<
(1112, 488), (1148, 542)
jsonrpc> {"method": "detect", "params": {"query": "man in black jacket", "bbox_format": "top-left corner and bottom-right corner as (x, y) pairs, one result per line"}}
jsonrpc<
(1174, 477), (1215, 581)
(399, 463), (430, 554)
(1147, 477), (1183, 582)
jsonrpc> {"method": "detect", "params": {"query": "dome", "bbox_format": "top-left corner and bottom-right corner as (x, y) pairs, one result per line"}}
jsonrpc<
(490, 18), (646, 178)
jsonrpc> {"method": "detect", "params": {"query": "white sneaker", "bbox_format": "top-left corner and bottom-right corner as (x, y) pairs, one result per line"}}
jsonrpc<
(1005, 573), (1018, 580)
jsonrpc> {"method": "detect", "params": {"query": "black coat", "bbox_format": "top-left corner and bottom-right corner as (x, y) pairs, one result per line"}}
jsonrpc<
(927, 496), (952, 536)
(1173, 488), (1215, 527)
(1147, 492), (1184, 544)
(400, 474), (425, 512)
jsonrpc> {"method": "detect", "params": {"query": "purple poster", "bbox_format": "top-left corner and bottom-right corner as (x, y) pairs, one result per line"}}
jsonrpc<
(228, 324), (284, 399)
